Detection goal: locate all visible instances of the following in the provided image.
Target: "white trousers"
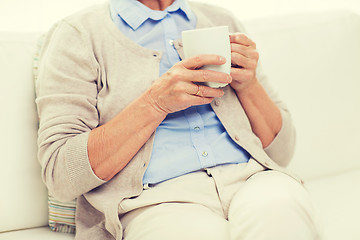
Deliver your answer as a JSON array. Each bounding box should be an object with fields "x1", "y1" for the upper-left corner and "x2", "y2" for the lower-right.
[{"x1": 119, "y1": 159, "x2": 321, "y2": 240}]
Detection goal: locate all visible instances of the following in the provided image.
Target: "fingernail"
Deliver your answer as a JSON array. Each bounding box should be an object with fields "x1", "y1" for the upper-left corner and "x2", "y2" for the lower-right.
[{"x1": 220, "y1": 56, "x2": 226, "y2": 63}]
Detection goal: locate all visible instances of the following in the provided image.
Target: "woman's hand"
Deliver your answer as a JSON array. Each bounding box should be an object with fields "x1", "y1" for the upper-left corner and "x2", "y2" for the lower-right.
[
  {"x1": 146, "y1": 54, "x2": 232, "y2": 114},
  {"x1": 229, "y1": 33, "x2": 260, "y2": 93}
]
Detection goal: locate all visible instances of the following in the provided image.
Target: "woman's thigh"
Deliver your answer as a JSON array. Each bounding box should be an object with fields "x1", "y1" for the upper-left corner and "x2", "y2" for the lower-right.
[{"x1": 121, "y1": 202, "x2": 229, "y2": 240}]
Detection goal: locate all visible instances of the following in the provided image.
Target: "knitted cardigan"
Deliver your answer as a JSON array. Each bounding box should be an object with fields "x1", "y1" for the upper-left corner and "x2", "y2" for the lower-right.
[{"x1": 36, "y1": 2, "x2": 297, "y2": 239}]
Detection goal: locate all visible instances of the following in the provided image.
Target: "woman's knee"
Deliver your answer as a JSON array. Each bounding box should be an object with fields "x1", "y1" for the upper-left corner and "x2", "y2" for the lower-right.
[
  {"x1": 227, "y1": 171, "x2": 320, "y2": 240},
  {"x1": 230, "y1": 170, "x2": 312, "y2": 210}
]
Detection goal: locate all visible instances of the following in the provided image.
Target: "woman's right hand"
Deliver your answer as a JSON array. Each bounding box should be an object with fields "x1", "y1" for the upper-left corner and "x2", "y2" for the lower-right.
[{"x1": 145, "y1": 54, "x2": 232, "y2": 114}]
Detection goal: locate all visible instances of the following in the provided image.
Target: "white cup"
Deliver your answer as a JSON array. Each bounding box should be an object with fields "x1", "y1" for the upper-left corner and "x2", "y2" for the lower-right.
[{"x1": 182, "y1": 26, "x2": 231, "y2": 88}]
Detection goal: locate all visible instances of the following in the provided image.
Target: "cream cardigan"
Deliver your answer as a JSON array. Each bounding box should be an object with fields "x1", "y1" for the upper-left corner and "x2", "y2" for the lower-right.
[{"x1": 36, "y1": 2, "x2": 297, "y2": 239}]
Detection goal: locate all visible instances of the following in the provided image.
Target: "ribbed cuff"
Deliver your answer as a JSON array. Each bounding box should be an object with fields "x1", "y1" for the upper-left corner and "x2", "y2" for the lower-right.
[
  {"x1": 65, "y1": 131, "x2": 107, "y2": 197},
  {"x1": 264, "y1": 109, "x2": 296, "y2": 167}
]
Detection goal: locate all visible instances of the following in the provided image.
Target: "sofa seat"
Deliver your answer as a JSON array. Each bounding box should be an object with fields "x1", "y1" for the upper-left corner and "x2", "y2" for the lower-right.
[
  {"x1": 0, "y1": 227, "x2": 74, "y2": 240},
  {"x1": 1, "y1": 170, "x2": 358, "y2": 240},
  {"x1": 305, "y1": 169, "x2": 360, "y2": 240}
]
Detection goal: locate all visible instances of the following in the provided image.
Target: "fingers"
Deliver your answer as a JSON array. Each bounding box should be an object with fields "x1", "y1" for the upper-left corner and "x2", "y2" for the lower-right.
[
  {"x1": 166, "y1": 65, "x2": 231, "y2": 85},
  {"x1": 170, "y1": 81, "x2": 224, "y2": 99},
  {"x1": 187, "y1": 84, "x2": 224, "y2": 106},
  {"x1": 195, "y1": 69, "x2": 232, "y2": 84},
  {"x1": 182, "y1": 54, "x2": 227, "y2": 70},
  {"x1": 190, "y1": 84, "x2": 224, "y2": 98},
  {"x1": 149, "y1": 56, "x2": 228, "y2": 114},
  {"x1": 228, "y1": 33, "x2": 259, "y2": 92},
  {"x1": 231, "y1": 44, "x2": 259, "y2": 60},
  {"x1": 189, "y1": 95, "x2": 215, "y2": 106},
  {"x1": 173, "y1": 55, "x2": 232, "y2": 84},
  {"x1": 230, "y1": 33, "x2": 256, "y2": 48},
  {"x1": 155, "y1": 81, "x2": 223, "y2": 113},
  {"x1": 230, "y1": 33, "x2": 259, "y2": 70},
  {"x1": 231, "y1": 51, "x2": 258, "y2": 70},
  {"x1": 230, "y1": 67, "x2": 255, "y2": 82}
]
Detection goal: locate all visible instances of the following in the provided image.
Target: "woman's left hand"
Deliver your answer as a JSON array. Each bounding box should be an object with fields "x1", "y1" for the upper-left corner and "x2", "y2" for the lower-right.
[{"x1": 229, "y1": 33, "x2": 260, "y2": 93}]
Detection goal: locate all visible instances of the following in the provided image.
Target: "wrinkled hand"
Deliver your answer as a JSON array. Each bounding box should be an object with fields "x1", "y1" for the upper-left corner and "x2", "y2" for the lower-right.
[
  {"x1": 229, "y1": 33, "x2": 260, "y2": 92},
  {"x1": 146, "y1": 54, "x2": 232, "y2": 114}
]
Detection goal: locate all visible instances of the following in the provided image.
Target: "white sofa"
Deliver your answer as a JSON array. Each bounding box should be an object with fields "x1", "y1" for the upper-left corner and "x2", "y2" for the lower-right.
[{"x1": 1, "y1": 9, "x2": 360, "y2": 240}]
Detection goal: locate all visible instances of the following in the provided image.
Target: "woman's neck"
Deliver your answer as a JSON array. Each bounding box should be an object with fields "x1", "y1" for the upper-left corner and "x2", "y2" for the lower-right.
[{"x1": 138, "y1": 0, "x2": 175, "y2": 10}]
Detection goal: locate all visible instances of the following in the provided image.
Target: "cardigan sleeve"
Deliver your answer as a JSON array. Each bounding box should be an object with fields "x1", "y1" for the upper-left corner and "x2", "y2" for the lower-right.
[
  {"x1": 230, "y1": 16, "x2": 297, "y2": 167},
  {"x1": 36, "y1": 20, "x2": 106, "y2": 202},
  {"x1": 256, "y1": 64, "x2": 296, "y2": 167}
]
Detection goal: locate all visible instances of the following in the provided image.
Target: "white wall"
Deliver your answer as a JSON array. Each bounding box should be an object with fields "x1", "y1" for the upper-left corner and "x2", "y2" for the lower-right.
[{"x1": 1, "y1": 0, "x2": 360, "y2": 32}]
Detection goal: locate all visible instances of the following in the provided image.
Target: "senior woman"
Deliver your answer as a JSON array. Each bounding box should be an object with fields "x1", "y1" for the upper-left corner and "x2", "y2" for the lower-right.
[{"x1": 36, "y1": 0, "x2": 320, "y2": 239}]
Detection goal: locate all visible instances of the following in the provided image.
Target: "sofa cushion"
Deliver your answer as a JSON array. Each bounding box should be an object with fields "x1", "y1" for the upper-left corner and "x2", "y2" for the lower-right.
[
  {"x1": 244, "y1": 10, "x2": 360, "y2": 180},
  {"x1": 2, "y1": 8, "x2": 359, "y2": 237},
  {"x1": 0, "y1": 32, "x2": 49, "y2": 232}
]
